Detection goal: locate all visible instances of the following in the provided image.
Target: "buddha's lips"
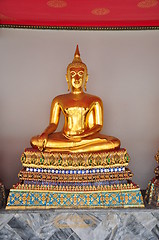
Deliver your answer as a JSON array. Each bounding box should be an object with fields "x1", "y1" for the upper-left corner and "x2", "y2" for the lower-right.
[{"x1": 75, "y1": 80, "x2": 80, "y2": 84}]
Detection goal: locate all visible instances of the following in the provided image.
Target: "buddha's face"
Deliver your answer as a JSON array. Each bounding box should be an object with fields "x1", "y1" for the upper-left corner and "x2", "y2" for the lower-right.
[{"x1": 70, "y1": 67, "x2": 84, "y2": 90}]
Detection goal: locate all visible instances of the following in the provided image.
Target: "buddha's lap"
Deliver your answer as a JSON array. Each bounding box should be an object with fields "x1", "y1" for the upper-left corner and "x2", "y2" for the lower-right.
[{"x1": 31, "y1": 132, "x2": 120, "y2": 148}]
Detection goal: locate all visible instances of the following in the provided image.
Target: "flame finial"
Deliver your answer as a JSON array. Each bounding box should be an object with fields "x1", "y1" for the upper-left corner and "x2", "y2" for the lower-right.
[
  {"x1": 74, "y1": 44, "x2": 80, "y2": 57},
  {"x1": 72, "y1": 44, "x2": 82, "y2": 63}
]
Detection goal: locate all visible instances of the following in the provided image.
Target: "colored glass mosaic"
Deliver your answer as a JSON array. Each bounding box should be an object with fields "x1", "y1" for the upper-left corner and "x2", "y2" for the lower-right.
[
  {"x1": 0, "y1": 181, "x2": 5, "y2": 208},
  {"x1": 145, "y1": 178, "x2": 159, "y2": 207},
  {"x1": 145, "y1": 150, "x2": 159, "y2": 207},
  {"x1": 19, "y1": 168, "x2": 132, "y2": 182},
  {"x1": 21, "y1": 148, "x2": 130, "y2": 168},
  {"x1": 25, "y1": 166, "x2": 126, "y2": 174},
  {"x1": 6, "y1": 188, "x2": 144, "y2": 209},
  {"x1": 24, "y1": 179, "x2": 128, "y2": 187},
  {"x1": 7, "y1": 147, "x2": 144, "y2": 209}
]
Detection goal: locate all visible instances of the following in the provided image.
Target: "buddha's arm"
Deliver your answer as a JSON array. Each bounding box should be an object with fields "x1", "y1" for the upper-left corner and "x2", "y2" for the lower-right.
[
  {"x1": 38, "y1": 99, "x2": 61, "y2": 146},
  {"x1": 45, "y1": 101, "x2": 61, "y2": 134},
  {"x1": 81, "y1": 101, "x2": 103, "y2": 138}
]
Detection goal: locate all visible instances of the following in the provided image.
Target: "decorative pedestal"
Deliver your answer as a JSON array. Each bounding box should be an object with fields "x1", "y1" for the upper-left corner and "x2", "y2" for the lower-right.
[
  {"x1": 6, "y1": 148, "x2": 144, "y2": 209},
  {"x1": 0, "y1": 181, "x2": 5, "y2": 209},
  {"x1": 145, "y1": 151, "x2": 159, "y2": 207}
]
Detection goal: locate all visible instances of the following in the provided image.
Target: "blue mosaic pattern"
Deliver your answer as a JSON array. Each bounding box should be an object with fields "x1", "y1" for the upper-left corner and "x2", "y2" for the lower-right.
[
  {"x1": 7, "y1": 191, "x2": 29, "y2": 207},
  {"x1": 7, "y1": 189, "x2": 144, "y2": 208},
  {"x1": 26, "y1": 166, "x2": 125, "y2": 174}
]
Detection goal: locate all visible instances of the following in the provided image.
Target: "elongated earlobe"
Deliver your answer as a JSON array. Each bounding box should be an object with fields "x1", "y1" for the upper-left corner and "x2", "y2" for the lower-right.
[
  {"x1": 84, "y1": 74, "x2": 88, "y2": 91},
  {"x1": 66, "y1": 74, "x2": 70, "y2": 91}
]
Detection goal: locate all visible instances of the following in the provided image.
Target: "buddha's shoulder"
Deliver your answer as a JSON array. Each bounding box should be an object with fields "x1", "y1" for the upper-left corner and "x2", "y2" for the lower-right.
[
  {"x1": 84, "y1": 93, "x2": 103, "y2": 104},
  {"x1": 52, "y1": 94, "x2": 69, "y2": 103}
]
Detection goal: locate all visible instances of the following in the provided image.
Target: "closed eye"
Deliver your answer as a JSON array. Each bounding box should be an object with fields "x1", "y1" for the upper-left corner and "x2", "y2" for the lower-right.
[
  {"x1": 78, "y1": 71, "x2": 84, "y2": 77},
  {"x1": 70, "y1": 71, "x2": 76, "y2": 77}
]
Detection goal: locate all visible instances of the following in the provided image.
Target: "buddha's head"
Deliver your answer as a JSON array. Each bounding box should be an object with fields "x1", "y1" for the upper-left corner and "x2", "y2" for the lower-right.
[{"x1": 66, "y1": 45, "x2": 88, "y2": 92}]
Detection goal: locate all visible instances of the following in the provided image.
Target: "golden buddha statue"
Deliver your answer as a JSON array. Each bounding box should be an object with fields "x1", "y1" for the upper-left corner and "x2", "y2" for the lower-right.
[
  {"x1": 31, "y1": 45, "x2": 120, "y2": 153},
  {"x1": 7, "y1": 45, "x2": 144, "y2": 210}
]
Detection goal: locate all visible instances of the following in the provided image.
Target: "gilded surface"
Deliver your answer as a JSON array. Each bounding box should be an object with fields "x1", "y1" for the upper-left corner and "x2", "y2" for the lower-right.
[
  {"x1": 145, "y1": 178, "x2": 159, "y2": 207},
  {"x1": 6, "y1": 46, "x2": 144, "y2": 209},
  {"x1": 19, "y1": 168, "x2": 132, "y2": 182},
  {"x1": 6, "y1": 188, "x2": 144, "y2": 209},
  {"x1": 30, "y1": 45, "x2": 120, "y2": 153},
  {"x1": 154, "y1": 166, "x2": 159, "y2": 176},
  {"x1": 21, "y1": 148, "x2": 130, "y2": 168},
  {"x1": 13, "y1": 182, "x2": 138, "y2": 192},
  {"x1": 145, "y1": 150, "x2": 159, "y2": 207},
  {"x1": 0, "y1": 182, "x2": 5, "y2": 208},
  {"x1": 155, "y1": 151, "x2": 159, "y2": 163}
]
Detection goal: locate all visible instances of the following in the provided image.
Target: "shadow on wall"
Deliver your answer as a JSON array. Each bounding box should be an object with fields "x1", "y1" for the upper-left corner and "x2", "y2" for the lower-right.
[
  {"x1": 0, "y1": 137, "x2": 29, "y2": 189},
  {"x1": 0, "y1": 115, "x2": 65, "y2": 189}
]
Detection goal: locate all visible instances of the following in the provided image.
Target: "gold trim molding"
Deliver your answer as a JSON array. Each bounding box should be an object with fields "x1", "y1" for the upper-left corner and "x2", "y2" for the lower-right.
[{"x1": 0, "y1": 24, "x2": 159, "y2": 31}]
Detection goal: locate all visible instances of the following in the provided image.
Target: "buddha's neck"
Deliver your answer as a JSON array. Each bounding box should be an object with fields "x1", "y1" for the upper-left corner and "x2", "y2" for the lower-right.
[{"x1": 71, "y1": 88, "x2": 83, "y2": 95}]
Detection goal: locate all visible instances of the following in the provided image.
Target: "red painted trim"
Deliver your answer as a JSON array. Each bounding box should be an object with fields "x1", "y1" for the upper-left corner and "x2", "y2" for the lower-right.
[{"x1": 1, "y1": 20, "x2": 159, "y2": 27}]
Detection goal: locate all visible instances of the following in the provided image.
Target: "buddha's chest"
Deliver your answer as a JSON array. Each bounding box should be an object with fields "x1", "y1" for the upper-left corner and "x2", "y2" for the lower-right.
[
  {"x1": 64, "y1": 107, "x2": 89, "y2": 132},
  {"x1": 64, "y1": 106, "x2": 88, "y2": 116}
]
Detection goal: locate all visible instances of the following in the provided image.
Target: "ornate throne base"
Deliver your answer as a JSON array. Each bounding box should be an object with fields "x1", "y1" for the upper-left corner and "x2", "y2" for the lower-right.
[
  {"x1": 0, "y1": 181, "x2": 5, "y2": 209},
  {"x1": 145, "y1": 167, "x2": 159, "y2": 207},
  {"x1": 145, "y1": 151, "x2": 159, "y2": 207},
  {"x1": 6, "y1": 148, "x2": 144, "y2": 209}
]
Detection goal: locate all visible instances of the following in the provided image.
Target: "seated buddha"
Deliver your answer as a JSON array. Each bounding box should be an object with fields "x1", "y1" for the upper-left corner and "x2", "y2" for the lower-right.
[{"x1": 31, "y1": 45, "x2": 120, "y2": 153}]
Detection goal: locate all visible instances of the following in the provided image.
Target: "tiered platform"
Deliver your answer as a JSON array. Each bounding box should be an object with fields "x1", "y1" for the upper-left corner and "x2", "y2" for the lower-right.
[
  {"x1": 145, "y1": 151, "x2": 159, "y2": 207},
  {"x1": 7, "y1": 148, "x2": 144, "y2": 209}
]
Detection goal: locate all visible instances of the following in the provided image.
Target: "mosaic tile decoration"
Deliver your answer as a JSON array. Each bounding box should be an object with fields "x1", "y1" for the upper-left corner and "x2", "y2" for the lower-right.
[
  {"x1": 23, "y1": 179, "x2": 128, "y2": 187},
  {"x1": 146, "y1": 151, "x2": 159, "y2": 207},
  {"x1": 0, "y1": 182, "x2": 5, "y2": 209},
  {"x1": 145, "y1": 178, "x2": 159, "y2": 207},
  {"x1": 18, "y1": 167, "x2": 133, "y2": 182},
  {"x1": 11, "y1": 181, "x2": 137, "y2": 192},
  {"x1": 6, "y1": 188, "x2": 144, "y2": 209},
  {"x1": 7, "y1": 147, "x2": 144, "y2": 209},
  {"x1": 21, "y1": 148, "x2": 130, "y2": 168},
  {"x1": 25, "y1": 166, "x2": 126, "y2": 174}
]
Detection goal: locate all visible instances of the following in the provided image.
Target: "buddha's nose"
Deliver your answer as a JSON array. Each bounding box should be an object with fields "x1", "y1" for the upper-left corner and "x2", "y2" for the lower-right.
[{"x1": 75, "y1": 74, "x2": 80, "y2": 80}]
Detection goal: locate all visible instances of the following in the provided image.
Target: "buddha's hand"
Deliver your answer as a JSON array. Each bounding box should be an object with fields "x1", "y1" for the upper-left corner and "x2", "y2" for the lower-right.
[{"x1": 38, "y1": 133, "x2": 48, "y2": 151}]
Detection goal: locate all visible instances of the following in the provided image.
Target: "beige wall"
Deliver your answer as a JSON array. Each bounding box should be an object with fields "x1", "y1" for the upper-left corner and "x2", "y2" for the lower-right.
[{"x1": 0, "y1": 28, "x2": 159, "y2": 189}]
